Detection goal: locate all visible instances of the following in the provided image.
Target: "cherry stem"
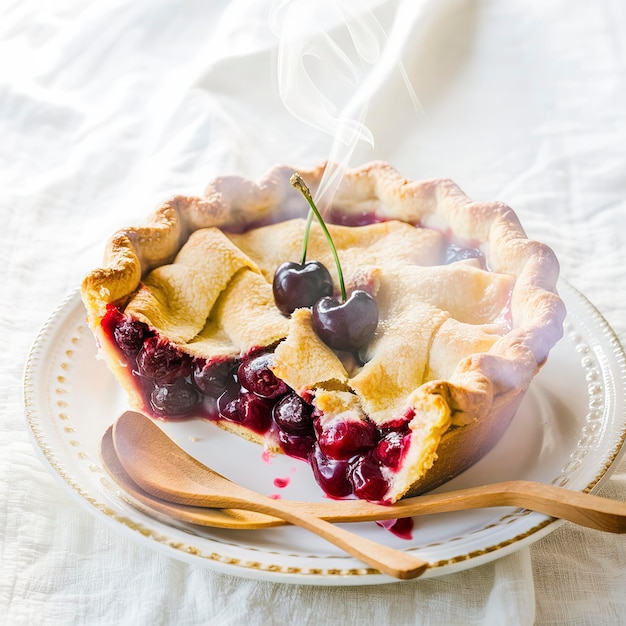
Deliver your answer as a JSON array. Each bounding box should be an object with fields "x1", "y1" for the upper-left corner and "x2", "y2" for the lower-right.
[
  {"x1": 299, "y1": 210, "x2": 314, "y2": 265},
  {"x1": 291, "y1": 173, "x2": 347, "y2": 302}
]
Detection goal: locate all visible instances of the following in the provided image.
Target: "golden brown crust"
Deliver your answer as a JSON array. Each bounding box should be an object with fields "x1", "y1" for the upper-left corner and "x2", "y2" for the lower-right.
[{"x1": 81, "y1": 161, "x2": 566, "y2": 500}]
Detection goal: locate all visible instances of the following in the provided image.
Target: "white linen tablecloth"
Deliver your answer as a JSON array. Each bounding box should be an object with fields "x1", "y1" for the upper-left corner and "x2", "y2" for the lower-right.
[{"x1": 2, "y1": 0, "x2": 626, "y2": 624}]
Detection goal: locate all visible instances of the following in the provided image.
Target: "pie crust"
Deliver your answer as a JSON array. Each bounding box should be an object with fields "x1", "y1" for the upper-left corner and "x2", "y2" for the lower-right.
[{"x1": 82, "y1": 161, "x2": 566, "y2": 502}]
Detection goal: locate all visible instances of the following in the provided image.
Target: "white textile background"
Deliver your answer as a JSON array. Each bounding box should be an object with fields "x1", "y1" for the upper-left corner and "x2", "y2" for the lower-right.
[{"x1": 2, "y1": 0, "x2": 626, "y2": 624}]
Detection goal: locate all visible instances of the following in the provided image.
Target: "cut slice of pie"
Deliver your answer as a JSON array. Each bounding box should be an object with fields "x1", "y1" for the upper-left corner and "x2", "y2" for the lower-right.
[{"x1": 82, "y1": 161, "x2": 565, "y2": 503}]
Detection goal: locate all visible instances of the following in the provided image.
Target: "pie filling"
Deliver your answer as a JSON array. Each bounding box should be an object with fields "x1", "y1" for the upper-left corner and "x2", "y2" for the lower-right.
[
  {"x1": 96, "y1": 210, "x2": 508, "y2": 502},
  {"x1": 101, "y1": 308, "x2": 416, "y2": 501}
]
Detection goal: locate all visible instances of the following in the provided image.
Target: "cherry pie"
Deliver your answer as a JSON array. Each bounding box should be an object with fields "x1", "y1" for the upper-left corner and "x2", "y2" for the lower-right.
[{"x1": 82, "y1": 161, "x2": 565, "y2": 503}]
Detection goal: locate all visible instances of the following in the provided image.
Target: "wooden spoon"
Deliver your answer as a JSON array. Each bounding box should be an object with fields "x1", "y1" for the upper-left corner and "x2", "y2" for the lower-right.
[
  {"x1": 112, "y1": 411, "x2": 626, "y2": 534},
  {"x1": 101, "y1": 426, "x2": 285, "y2": 529},
  {"x1": 112, "y1": 411, "x2": 429, "y2": 580}
]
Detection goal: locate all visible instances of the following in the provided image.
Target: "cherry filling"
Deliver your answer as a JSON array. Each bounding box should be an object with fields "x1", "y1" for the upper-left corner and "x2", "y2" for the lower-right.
[
  {"x1": 445, "y1": 242, "x2": 485, "y2": 267},
  {"x1": 101, "y1": 305, "x2": 414, "y2": 502}
]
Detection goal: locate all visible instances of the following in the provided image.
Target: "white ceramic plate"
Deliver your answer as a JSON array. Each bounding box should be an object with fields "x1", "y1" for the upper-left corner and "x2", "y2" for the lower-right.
[{"x1": 24, "y1": 280, "x2": 626, "y2": 585}]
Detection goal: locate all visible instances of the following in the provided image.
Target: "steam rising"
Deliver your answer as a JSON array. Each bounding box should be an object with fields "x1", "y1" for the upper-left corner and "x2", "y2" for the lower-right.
[{"x1": 270, "y1": 0, "x2": 422, "y2": 211}]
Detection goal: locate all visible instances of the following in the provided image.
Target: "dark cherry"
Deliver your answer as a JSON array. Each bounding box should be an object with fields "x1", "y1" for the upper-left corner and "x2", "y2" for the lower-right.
[
  {"x1": 113, "y1": 318, "x2": 149, "y2": 355},
  {"x1": 150, "y1": 379, "x2": 200, "y2": 416},
  {"x1": 272, "y1": 393, "x2": 314, "y2": 435},
  {"x1": 238, "y1": 352, "x2": 288, "y2": 399},
  {"x1": 218, "y1": 391, "x2": 273, "y2": 434},
  {"x1": 272, "y1": 260, "x2": 333, "y2": 316},
  {"x1": 372, "y1": 430, "x2": 410, "y2": 471},
  {"x1": 312, "y1": 290, "x2": 378, "y2": 351},
  {"x1": 136, "y1": 337, "x2": 192, "y2": 382},
  {"x1": 446, "y1": 243, "x2": 483, "y2": 265},
  {"x1": 315, "y1": 417, "x2": 378, "y2": 460},
  {"x1": 193, "y1": 359, "x2": 234, "y2": 397},
  {"x1": 309, "y1": 444, "x2": 353, "y2": 498},
  {"x1": 277, "y1": 430, "x2": 316, "y2": 460},
  {"x1": 349, "y1": 454, "x2": 389, "y2": 502},
  {"x1": 216, "y1": 384, "x2": 239, "y2": 417}
]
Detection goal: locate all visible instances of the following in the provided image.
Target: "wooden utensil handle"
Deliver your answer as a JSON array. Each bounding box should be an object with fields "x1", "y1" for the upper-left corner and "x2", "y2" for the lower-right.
[
  {"x1": 369, "y1": 481, "x2": 626, "y2": 533},
  {"x1": 247, "y1": 494, "x2": 428, "y2": 580}
]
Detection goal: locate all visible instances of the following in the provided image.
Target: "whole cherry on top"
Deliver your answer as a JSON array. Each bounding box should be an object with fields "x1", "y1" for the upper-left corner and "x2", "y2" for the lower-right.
[{"x1": 272, "y1": 173, "x2": 379, "y2": 352}]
